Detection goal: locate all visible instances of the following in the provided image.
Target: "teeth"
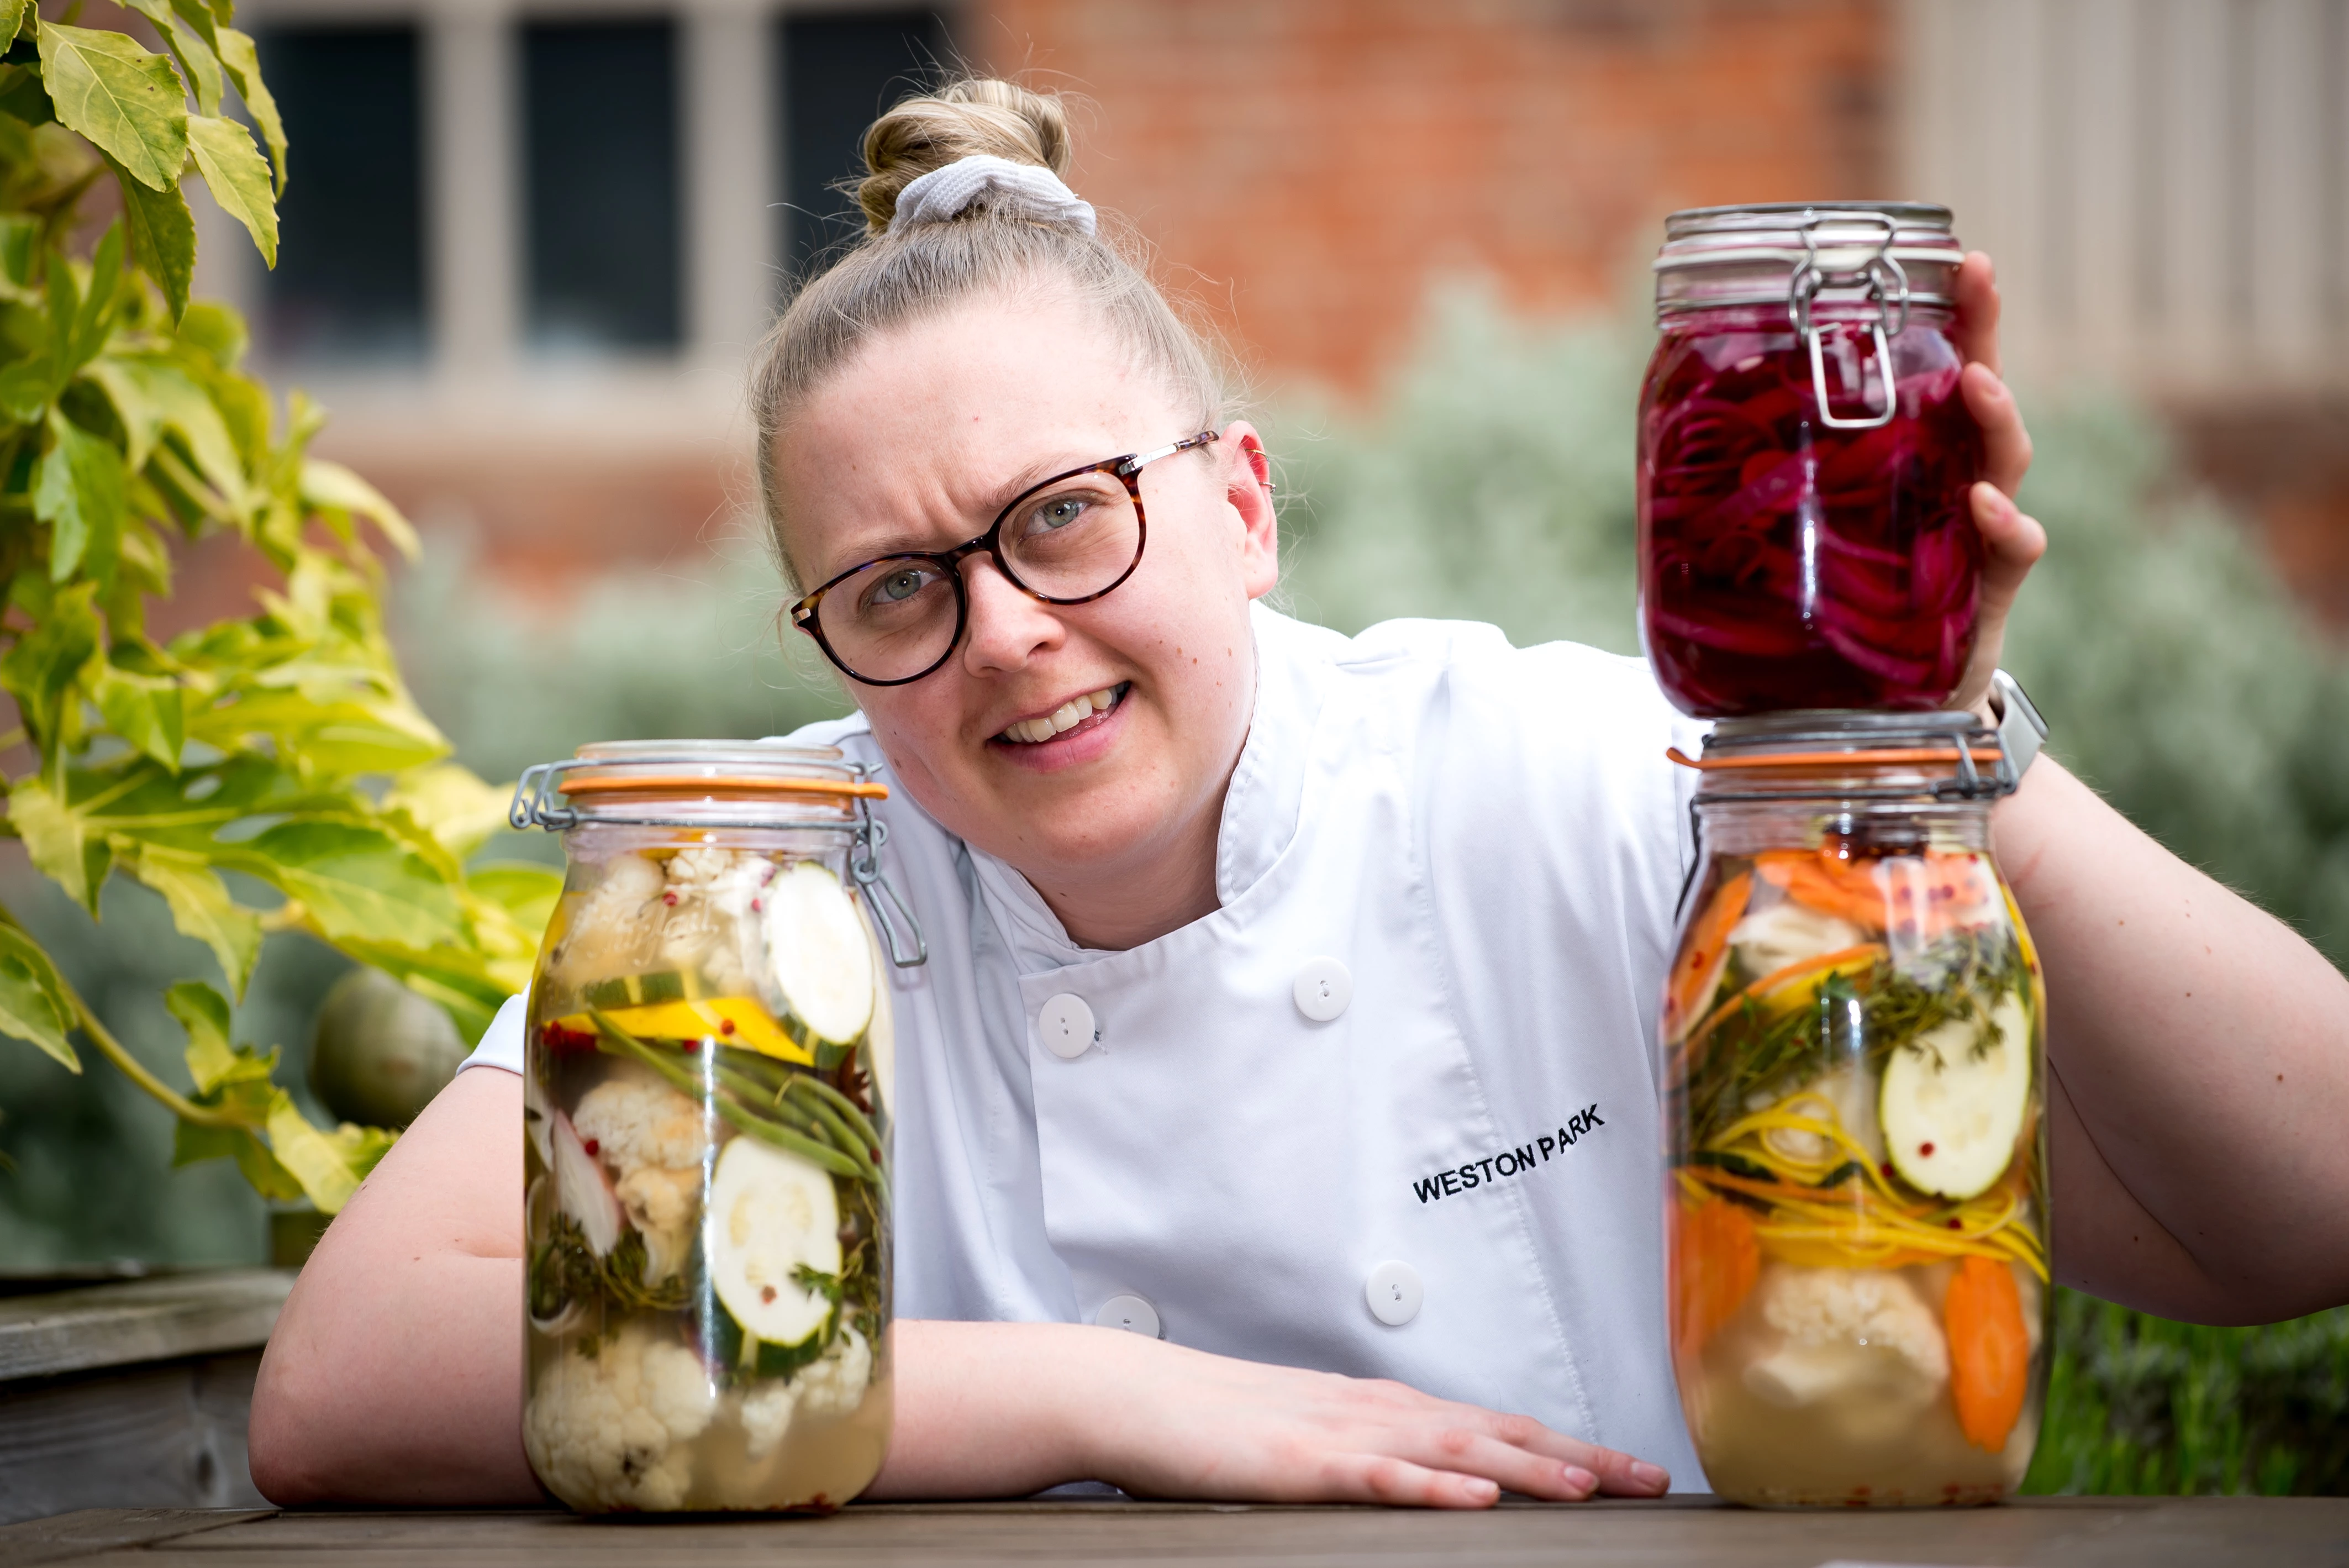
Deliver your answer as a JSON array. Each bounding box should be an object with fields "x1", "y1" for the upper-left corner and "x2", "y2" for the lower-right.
[{"x1": 1002, "y1": 686, "x2": 1122, "y2": 744}]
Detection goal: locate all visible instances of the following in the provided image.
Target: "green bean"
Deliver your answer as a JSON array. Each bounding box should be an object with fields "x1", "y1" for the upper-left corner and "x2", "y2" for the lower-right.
[
  {"x1": 790, "y1": 1090, "x2": 879, "y2": 1182},
  {"x1": 786, "y1": 1074, "x2": 884, "y2": 1157},
  {"x1": 588, "y1": 1009, "x2": 864, "y2": 1180}
]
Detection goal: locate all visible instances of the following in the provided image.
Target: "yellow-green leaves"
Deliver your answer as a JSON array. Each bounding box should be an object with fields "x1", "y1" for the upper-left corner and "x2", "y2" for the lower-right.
[
  {"x1": 34, "y1": 411, "x2": 125, "y2": 581},
  {"x1": 111, "y1": 151, "x2": 195, "y2": 323},
  {"x1": 166, "y1": 979, "x2": 397, "y2": 1214},
  {"x1": 186, "y1": 114, "x2": 272, "y2": 266},
  {"x1": 38, "y1": 22, "x2": 186, "y2": 191},
  {"x1": 214, "y1": 29, "x2": 282, "y2": 193},
  {"x1": 125, "y1": 844, "x2": 258, "y2": 996},
  {"x1": 0, "y1": 925, "x2": 77, "y2": 1072}
]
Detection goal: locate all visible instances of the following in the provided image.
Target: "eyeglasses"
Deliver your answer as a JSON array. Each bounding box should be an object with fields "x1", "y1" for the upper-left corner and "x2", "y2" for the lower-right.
[{"x1": 789, "y1": 430, "x2": 1219, "y2": 686}]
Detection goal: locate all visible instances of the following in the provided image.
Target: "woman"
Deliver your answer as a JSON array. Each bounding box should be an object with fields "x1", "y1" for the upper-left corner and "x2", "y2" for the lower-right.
[{"x1": 250, "y1": 81, "x2": 2349, "y2": 1508}]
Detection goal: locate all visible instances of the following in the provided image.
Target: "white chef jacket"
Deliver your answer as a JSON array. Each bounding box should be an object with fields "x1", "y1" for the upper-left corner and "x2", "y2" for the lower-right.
[{"x1": 465, "y1": 603, "x2": 1708, "y2": 1481}]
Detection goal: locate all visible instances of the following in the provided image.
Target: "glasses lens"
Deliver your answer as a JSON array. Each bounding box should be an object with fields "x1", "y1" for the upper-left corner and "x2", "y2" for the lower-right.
[
  {"x1": 817, "y1": 556, "x2": 961, "y2": 682},
  {"x1": 998, "y1": 472, "x2": 1141, "y2": 601}
]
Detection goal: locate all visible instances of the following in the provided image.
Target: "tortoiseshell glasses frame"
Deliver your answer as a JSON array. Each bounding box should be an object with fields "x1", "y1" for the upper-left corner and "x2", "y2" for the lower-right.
[{"x1": 789, "y1": 430, "x2": 1219, "y2": 687}]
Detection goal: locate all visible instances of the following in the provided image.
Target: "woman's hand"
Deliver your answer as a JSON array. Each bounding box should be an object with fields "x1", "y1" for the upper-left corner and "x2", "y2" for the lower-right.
[
  {"x1": 873, "y1": 1319, "x2": 1670, "y2": 1507},
  {"x1": 1948, "y1": 251, "x2": 2049, "y2": 717}
]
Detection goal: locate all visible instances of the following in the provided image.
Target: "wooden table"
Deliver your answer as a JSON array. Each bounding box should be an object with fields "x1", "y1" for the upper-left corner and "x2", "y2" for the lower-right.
[{"x1": 6, "y1": 1496, "x2": 2346, "y2": 1568}]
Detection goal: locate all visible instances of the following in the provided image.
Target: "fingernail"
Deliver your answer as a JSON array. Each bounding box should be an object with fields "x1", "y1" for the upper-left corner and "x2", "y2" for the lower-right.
[
  {"x1": 1631, "y1": 1461, "x2": 1670, "y2": 1491},
  {"x1": 1563, "y1": 1464, "x2": 1598, "y2": 1493}
]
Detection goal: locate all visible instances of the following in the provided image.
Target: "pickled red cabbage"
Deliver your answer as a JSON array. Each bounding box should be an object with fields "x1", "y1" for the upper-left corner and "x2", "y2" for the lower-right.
[{"x1": 1638, "y1": 307, "x2": 1985, "y2": 715}]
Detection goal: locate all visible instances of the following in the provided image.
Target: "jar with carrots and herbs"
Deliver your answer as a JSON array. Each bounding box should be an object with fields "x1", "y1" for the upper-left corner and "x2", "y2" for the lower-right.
[{"x1": 1660, "y1": 712, "x2": 2046, "y2": 1507}]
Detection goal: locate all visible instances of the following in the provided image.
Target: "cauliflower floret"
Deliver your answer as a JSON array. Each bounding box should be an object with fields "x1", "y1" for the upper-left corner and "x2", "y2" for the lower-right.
[
  {"x1": 734, "y1": 1327, "x2": 872, "y2": 1459},
  {"x1": 656, "y1": 849, "x2": 770, "y2": 993},
  {"x1": 525, "y1": 1323, "x2": 718, "y2": 1511},
  {"x1": 795, "y1": 1325, "x2": 873, "y2": 1418},
  {"x1": 614, "y1": 1165, "x2": 701, "y2": 1283},
  {"x1": 575, "y1": 1071, "x2": 712, "y2": 1176},
  {"x1": 1743, "y1": 1265, "x2": 1948, "y2": 1444},
  {"x1": 739, "y1": 1382, "x2": 796, "y2": 1459},
  {"x1": 550, "y1": 854, "x2": 666, "y2": 979}
]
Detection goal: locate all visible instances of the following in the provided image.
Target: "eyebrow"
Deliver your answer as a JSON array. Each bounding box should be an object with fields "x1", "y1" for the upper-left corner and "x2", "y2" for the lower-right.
[{"x1": 810, "y1": 450, "x2": 1116, "y2": 583}]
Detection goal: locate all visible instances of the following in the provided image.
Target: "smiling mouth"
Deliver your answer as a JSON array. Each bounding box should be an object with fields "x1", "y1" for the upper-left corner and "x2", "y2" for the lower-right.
[{"x1": 996, "y1": 683, "x2": 1130, "y2": 745}]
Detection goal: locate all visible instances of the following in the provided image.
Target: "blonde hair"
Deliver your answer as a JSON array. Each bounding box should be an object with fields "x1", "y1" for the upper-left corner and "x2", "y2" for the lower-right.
[{"x1": 749, "y1": 78, "x2": 1234, "y2": 586}]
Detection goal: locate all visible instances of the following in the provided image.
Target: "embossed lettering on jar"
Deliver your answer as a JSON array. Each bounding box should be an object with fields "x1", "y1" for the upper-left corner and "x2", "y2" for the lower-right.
[{"x1": 1639, "y1": 204, "x2": 1985, "y2": 717}]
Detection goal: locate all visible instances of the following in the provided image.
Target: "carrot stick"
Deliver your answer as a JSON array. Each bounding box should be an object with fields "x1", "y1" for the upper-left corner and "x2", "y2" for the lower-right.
[{"x1": 1945, "y1": 1255, "x2": 2030, "y2": 1451}]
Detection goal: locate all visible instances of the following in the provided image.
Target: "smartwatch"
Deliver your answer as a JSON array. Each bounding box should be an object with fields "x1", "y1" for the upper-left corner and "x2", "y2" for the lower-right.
[{"x1": 1987, "y1": 670, "x2": 2047, "y2": 788}]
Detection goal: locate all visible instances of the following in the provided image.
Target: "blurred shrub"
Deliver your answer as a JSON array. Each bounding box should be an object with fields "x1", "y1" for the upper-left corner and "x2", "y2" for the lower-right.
[
  {"x1": 392, "y1": 532, "x2": 849, "y2": 796},
  {"x1": 1278, "y1": 281, "x2": 2349, "y2": 1495}
]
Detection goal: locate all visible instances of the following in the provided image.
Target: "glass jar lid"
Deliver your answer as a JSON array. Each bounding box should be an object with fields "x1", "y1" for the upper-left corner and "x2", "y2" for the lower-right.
[
  {"x1": 1672, "y1": 710, "x2": 2019, "y2": 804},
  {"x1": 1653, "y1": 201, "x2": 1965, "y2": 322},
  {"x1": 508, "y1": 740, "x2": 887, "y2": 831}
]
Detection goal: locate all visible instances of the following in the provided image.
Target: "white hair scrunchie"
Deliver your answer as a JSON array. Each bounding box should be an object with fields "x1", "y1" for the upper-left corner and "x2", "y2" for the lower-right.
[{"x1": 888, "y1": 153, "x2": 1098, "y2": 238}]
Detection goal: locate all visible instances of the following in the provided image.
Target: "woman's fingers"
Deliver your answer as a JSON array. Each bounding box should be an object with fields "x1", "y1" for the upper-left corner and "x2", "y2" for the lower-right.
[
  {"x1": 1477, "y1": 1410, "x2": 1668, "y2": 1496},
  {"x1": 1953, "y1": 251, "x2": 2003, "y2": 376},
  {"x1": 1963, "y1": 362, "x2": 2035, "y2": 497},
  {"x1": 1951, "y1": 482, "x2": 2051, "y2": 712}
]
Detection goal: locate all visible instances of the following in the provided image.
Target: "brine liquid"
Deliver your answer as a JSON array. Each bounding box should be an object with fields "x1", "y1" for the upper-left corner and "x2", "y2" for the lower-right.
[
  {"x1": 1637, "y1": 307, "x2": 1985, "y2": 717},
  {"x1": 1662, "y1": 839, "x2": 2048, "y2": 1506},
  {"x1": 523, "y1": 838, "x2": 892, "y2": 1513}
]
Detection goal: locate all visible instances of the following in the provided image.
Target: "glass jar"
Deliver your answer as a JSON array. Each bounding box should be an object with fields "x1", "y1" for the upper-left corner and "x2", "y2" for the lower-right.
[
  {"x1": 1639, "y1": 204, "x2": 1984, "y2": 718},
  {"x1": 1659, "y1": 714, "x2": 2047, "y2": 1507},
  {"x1": 508, "y1": 741, "x2": 924, "y2": 1514}
]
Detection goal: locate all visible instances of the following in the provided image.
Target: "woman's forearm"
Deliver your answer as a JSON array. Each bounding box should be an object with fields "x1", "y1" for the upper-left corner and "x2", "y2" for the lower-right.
[
  {"x1": 249, "y1": 1068, "x2": 544, "y2": 1505},
  {"x1": 1996, "y1": 757, "x2": 2349, "y2": 1321}
]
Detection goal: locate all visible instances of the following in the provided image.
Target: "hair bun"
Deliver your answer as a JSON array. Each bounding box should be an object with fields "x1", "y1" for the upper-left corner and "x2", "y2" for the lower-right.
[{"x1": 857, "y1": 79, "x2": 1075, "y2": 236}]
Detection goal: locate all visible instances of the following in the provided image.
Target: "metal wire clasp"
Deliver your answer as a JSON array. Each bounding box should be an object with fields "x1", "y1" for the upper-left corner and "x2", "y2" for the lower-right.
[
  {"x1": 1788, "y1": 210, "x2": 1910, "y2": 432},
  {"x1": 849, "y1": 762, "x2": 928, "y2": 969}
]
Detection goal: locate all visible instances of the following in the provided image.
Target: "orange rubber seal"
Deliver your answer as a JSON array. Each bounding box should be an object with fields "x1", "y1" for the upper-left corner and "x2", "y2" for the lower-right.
[
  {"x1": 559, "y1": 772, "x2": 889, "y2": 801},
  {"x1": 1667, "y1": 746, "x2": 2003, "y2": 771}
]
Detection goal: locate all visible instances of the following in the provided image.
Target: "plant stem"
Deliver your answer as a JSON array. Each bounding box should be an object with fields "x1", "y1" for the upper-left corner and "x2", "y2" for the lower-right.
[{"x1": 73, "y1": 992, "x2": 243, "y2": 1129}]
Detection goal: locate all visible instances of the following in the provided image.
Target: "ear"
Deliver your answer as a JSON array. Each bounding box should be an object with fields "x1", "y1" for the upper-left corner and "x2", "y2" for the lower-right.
[{"x1": 1218, "y1": 420, "x2": 1280, "y2": 600}]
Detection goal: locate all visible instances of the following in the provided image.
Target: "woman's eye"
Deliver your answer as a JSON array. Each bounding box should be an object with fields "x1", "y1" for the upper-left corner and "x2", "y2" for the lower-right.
[
  {"x1": 1027, "y1": 496, "x2": 1087, "y2": 533},
  {"x1": 863, "y1": 567, "x2": 935, "y2": 609}
]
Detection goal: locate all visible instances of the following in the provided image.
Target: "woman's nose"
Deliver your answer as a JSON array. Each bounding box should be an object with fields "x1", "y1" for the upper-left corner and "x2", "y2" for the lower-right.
[{"x1": 958, "y1": 555, "x2": 1063, "y2": 674}]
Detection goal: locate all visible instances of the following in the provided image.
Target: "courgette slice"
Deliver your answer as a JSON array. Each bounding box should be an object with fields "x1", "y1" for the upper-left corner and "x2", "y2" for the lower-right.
[
  {"x1": 764, "y1": 862, "x2": 875, "y2": 1046},
  {"x1": 706, "y1": 1134, "x2": 841, "y2": 1348},
  {"x1": 1879, "y1": 996, "x2": 2032, "y2": 1199}
]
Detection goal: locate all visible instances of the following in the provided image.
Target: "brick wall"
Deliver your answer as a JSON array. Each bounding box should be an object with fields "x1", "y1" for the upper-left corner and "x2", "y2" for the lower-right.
[{"x1": 973, "y1": 0, "x2": 1890, "y2": 392}]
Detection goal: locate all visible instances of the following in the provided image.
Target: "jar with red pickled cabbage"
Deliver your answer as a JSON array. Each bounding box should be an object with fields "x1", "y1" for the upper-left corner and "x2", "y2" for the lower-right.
[{"x1": 1639, "y1": 204, "x2": 1984, "y2": 717}]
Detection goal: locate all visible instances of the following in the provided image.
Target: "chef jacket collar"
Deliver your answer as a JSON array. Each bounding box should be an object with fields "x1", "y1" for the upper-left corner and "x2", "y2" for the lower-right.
[{"x1": 968, "y1": 602, "x2": 1327, "y2": 974}]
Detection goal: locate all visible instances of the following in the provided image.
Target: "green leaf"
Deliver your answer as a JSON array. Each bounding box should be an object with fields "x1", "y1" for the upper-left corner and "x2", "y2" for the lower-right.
[
  {"x1": 382, "y1": 763, "x2": 512, "y2": 862},
  {"x1": 85, "y1": 353, "x2": 243, "y2": 501},
  {"x1": 232, "y1": 815, "x2": 465, "y2": 951},
  {"x1": 91, "y1": 659, "x2": 183, "y2": 768},
  {"x1": 108, "y1": 149, "x2": 193, "y2": 323},
  {"x1": 0, "y1": 578, "x2": 98, "y2": 748},
  {"x1": 38, "y1": 22, "x2": 188, "y2": 192},
  {"x1": 173, "y1": 299, "x2": 244, "y2": 368},
  {"x1": 185, "y1": 113, "x2": 271, "y2": 266},
  {"x1": 130, "y1": 846, "x2": 259, "y2": 997},
  {"x1": 8, "y1": 776, "x2": 109, "y2": 916},
  {"x1": 162, "y1": 976, "x2": 234, "y2": 1090},
  {"x1": 299, "y1": 457, "x2": 415, "y2": 559},
  {"x1": 34, "y1": 408, "x2": 125, "y2": 581},
  {"x1": 67, "y1": 221, "x2": 123, "y2": 372},
  {"x1": 212, "y1": 28, "x2": 280, "y2": 194},
  {"x1": 173, "y1": 1120, "x2": 303, "y2": 1199},
  {"x1": 266, "y1": 1095, "x2": 393, "y2": 1214},
  {"x1": 0, "y1": 57, "x2": 53, "y2": 125},
  {"x1": 0, "y1": 4, "x2": 29, "y2": 50},
  {"x1": 163, "y1": 17, "x2": 221, "y2": 118},
  {"x1": 0, "y1": 925, "x2": 78, "y2": 1072}
]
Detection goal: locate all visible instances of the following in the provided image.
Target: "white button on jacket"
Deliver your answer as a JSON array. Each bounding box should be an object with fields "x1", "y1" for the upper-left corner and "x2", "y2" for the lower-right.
[{"x1": 461, "y1": 605, "x2": 1709, "y2": 1487}]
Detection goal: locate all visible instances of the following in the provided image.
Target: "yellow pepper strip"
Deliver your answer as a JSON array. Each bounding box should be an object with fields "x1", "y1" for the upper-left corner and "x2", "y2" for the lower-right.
[{"x1": 555, "y1": 997, "x2": 811, "y2": 1065}]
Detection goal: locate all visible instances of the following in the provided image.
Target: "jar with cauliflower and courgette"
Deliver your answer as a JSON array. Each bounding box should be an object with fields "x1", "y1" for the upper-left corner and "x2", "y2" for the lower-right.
[
  {"x1": 1661, "y1": 713, "x2": 2046, "y2": 1506},
  {"x1": 509, "y1": 743, "x2": 924, "y2": 1513}
]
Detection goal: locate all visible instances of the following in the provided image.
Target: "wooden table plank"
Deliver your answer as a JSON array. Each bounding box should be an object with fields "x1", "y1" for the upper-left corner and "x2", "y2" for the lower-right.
[
  {"x1": 0, "y1": 1274, "x2": 291, "y2": 1383},
  {"x1": 0, "y1": 1509, "x2": 271, "y2": 1568},
  {"x1": 25, "y1": 1496, "x2": 2348, "y2": 1568}
]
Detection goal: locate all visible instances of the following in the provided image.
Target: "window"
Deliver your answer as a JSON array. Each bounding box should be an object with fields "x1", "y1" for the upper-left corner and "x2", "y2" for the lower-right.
[
  {"x1": 523, "y1": 20, "x2": 681, "y2": 354},
  {"x1": 779, "y1": 10, "x2": 950, "y2": 276},
  {"x1": 256, "y1": 28, "x2": 424, "y2": 363}
]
